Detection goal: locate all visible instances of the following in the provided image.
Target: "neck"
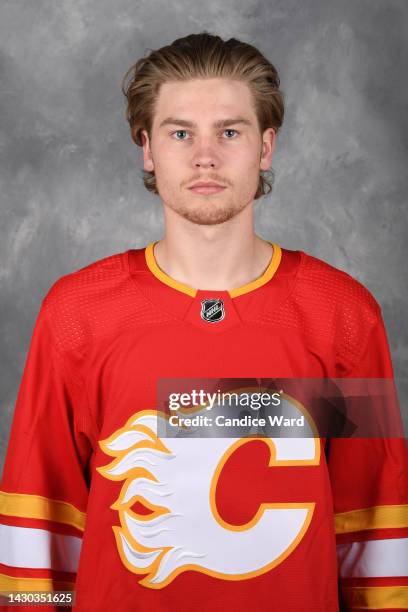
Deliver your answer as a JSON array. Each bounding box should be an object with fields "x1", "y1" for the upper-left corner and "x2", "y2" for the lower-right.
[{"x1": 153, "y1": 207, "x2": 273, "y2": 292}]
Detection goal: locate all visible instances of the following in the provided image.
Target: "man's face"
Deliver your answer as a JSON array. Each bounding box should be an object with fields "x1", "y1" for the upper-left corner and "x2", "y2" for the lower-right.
[{"x1": 141, "y1": 78, "x2": 275, "y2": 226}]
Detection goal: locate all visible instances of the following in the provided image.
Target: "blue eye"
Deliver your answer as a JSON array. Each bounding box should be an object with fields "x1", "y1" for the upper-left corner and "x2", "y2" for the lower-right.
[
  {"x1": 224, "y1": 129, "x2": 238, "y2": 138},
  {"x1": 171, "y1": 129, "x2": 239, "y2": 140},
  {"x1": 173, "y1": 130, "x2": 189, "y2": 140}
]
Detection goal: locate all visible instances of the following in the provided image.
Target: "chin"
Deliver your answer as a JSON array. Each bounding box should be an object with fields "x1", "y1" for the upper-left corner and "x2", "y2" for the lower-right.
[{"x1": 177, "y1": 205, "x2": 241, "y2": 226}]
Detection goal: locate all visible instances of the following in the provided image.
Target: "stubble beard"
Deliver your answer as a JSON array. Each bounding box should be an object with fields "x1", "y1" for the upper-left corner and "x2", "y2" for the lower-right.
[{"x1": 165, "y1": 193, "x2": 251, "y2": 226}]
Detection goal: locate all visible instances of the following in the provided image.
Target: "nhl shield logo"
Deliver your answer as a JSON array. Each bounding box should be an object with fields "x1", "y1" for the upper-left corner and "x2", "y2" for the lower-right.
[{"x1": 200, "y1": 298, "x2": 225, "y2": 323}]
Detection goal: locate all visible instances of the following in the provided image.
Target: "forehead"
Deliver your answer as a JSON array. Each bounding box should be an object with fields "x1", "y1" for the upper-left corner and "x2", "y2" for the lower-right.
[{"x1": 153, "y1": 78, "x2": 257, "y2": 125}]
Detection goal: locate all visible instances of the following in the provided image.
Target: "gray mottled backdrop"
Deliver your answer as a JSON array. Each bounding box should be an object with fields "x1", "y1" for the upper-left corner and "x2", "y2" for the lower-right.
[{"x1": 1, "y1": 0, "x2": 407, "y2": 473}]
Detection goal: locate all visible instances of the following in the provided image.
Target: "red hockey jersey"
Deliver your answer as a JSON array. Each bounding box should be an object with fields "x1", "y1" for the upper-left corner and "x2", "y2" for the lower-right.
[{"x1": 1, "y1": 242, "x2": 407, "y2": 611}]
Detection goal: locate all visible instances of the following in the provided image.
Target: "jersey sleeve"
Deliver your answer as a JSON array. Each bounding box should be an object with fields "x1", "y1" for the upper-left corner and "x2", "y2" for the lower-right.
[
  {"x1": 0, "y1": 301, "x2": 94, "y2": 611},
  {"x1": 328, "y1": 309, "x2": 408, "y2": 611}
]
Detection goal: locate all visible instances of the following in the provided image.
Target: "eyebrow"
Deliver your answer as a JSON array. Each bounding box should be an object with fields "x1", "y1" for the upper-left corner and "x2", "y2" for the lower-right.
[{"x1": 158, "y1": 117, "x2": 253, "y2": 129}]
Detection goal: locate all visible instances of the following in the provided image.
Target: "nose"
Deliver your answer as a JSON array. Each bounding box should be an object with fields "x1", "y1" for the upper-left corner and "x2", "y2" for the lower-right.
[{"x1": 192, "y1": 138, "x2": 219, "y2": 168}]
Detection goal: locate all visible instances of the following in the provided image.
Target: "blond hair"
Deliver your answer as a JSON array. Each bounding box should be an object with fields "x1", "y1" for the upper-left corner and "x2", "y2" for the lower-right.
[{"x1": 122, "y1": 32, "x2": 284, "y2": 199}]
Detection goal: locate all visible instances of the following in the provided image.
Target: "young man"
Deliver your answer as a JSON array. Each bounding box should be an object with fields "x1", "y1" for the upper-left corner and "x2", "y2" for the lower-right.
[{"x1": 1, "y1": 33, "x2": 407, "y2": 611}]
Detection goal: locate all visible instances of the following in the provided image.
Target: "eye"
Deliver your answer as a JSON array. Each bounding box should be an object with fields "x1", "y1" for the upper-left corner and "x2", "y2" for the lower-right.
[
  {"x1": 170, "y1": 128, "x2": 240, "y2": 141},
  {"x1": 172, "y1": 130, "x2": 190, "y2": 140},
  {"x1": 223, "y1": 129, "x2": 239, "y2": 138}
]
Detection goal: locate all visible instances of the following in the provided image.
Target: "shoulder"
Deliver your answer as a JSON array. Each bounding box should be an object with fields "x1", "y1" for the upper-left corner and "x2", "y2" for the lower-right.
[
  {"x1": 40, "y1": 250, "x2": 135, "y2": 353},
  {"x1": 43, "y1": 250, "x2": 128, "y2": 307},
  {"x1": 297, "y1": 251, "x2": 382, "y2": 366},
  {"x1": 296, "y1": 250, "x2": 381, "y2": 322},
  {"x1": 265, "y1": 248, "x2": 383, "y2": 368}
]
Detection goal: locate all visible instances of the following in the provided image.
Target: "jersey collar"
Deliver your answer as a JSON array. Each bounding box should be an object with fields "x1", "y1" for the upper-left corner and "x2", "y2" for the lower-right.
[{"x1": 144, "y1": 241, "x2": 282, "y2": 299}]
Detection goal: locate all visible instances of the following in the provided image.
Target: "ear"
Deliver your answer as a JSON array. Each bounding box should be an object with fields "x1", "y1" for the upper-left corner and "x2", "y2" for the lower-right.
[
  {"x1": 141, "y1": 129, "x2": 154, "y2": 172},
  {"x1": 260, "y1": 128, "x2": 276, "y2": 171}
]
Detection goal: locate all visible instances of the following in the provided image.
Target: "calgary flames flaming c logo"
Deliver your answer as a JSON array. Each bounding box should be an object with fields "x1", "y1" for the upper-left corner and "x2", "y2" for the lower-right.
[{"x1": 97, "y1": 408, "x2": 319, "y2": 589}]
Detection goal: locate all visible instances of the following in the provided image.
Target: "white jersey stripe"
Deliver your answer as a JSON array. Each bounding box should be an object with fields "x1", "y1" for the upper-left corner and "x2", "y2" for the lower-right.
[
  {"x1": 337, "y1": 537, "x2": 408, "y2": 578},
  {"x1": 0, "y1": 524, "x2": 82, "y2": 573}
]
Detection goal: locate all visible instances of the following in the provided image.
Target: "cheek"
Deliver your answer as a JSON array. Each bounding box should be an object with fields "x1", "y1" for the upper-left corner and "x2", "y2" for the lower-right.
[
  {"x1": 233, "y1": 157, "x2": 260, "y2": 185},
  {"x1": 160, "y1": 150, "x2": 185, "y2": 173},
  {"x1": 233, "y1": 145, "x2": 261, "y2": 169}
]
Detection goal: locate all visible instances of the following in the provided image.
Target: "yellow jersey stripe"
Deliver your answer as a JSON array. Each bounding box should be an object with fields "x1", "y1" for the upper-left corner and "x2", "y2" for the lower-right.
[
  {"x1": 0, "y1": 573, "x2": 75, "y2": 592},
  {"x1": 0, "y1": 491, "x2": 86, "y2": 532},
  {"x1": 342, "y1": 585, "x2": 408, "y2": 609},
  {"x1": 335, "y1": 504, "x2": 408, "y2": 534}
]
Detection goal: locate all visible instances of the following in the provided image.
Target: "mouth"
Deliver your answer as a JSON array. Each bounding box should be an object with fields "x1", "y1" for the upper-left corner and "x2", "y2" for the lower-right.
[{"x1": 188, "y1": 186, "x2": 227, "y2": 195}]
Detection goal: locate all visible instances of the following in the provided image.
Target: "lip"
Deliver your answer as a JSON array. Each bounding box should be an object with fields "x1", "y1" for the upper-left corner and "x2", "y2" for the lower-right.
[
  {"x1": 189, "y1": 186, "x2": 226, "y2": 195},
  {"x1": 188, "y1": 182, "x2": 226, "y2": 195}
]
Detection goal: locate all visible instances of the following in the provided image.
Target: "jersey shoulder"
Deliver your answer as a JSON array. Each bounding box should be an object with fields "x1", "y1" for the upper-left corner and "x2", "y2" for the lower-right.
[
  {"x1": 264, "y1": 249, "x2": 382, "y2": 369},
  {"x1": 297, "y1": 250, "x2": 381, "y2": 318},
  {"x1": 40, "y1": 249, "x2": 169, "y2": 354},
  {"x1": 43, "y1": 250, "x2": 128, "y2": 309}
]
